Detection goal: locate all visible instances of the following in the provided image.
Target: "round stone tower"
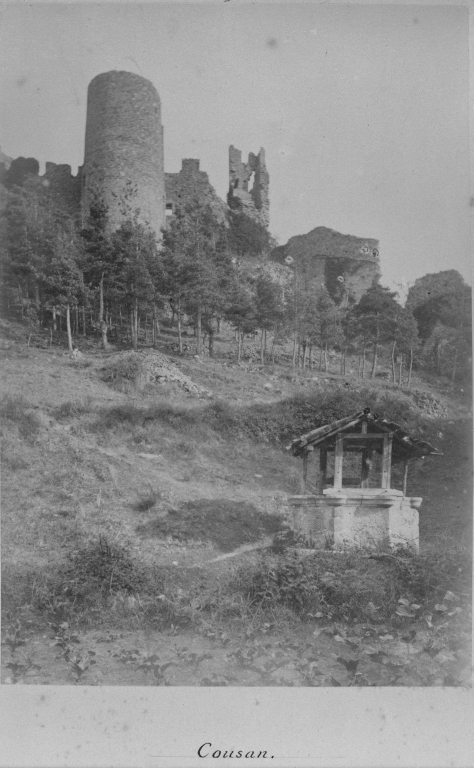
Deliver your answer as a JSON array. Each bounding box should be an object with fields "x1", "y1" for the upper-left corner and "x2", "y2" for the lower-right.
[{"x1": 82, "y1": 71, "x2": 165, "y2": 238}]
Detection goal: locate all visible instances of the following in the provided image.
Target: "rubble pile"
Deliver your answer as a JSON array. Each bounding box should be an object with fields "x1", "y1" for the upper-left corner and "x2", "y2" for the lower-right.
[
  {"x1": 104, "y1": 351, "x2": 211, "y2": 397},
  {"x1": 411, "y1": 390, "x2": 448, "y2": 419}
]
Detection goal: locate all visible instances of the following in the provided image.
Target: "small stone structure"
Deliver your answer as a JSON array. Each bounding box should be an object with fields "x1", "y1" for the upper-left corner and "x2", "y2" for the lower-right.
[{"x1": 287, "y1": 408, "x2": 441, "y2": 551}]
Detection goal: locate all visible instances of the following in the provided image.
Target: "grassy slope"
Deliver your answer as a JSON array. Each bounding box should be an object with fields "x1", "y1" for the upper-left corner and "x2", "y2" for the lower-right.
[{"x1": 1, "y1": 320, "x2": 472, "y2": 685}]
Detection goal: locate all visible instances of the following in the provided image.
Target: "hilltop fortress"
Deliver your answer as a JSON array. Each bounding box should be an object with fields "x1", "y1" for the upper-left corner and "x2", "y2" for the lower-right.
[{"x1": 1, "y1": 70, "x2": 379, "y2": 303}]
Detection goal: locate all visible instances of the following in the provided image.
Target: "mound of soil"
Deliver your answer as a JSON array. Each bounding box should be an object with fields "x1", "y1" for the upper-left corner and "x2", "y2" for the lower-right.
[{"x1": 136, "y1": 499, "x2": 284, "y2": 552}]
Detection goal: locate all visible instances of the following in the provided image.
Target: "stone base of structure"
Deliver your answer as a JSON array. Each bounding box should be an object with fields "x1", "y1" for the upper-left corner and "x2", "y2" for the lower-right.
[{"x1": 288, "y1": 489, "x2": 421, "y2": 552}]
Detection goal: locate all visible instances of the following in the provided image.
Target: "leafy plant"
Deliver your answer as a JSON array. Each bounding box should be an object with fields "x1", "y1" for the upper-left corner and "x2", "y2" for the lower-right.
[
  {"x1": 69, "y1": 649, "x2": 97, "y2": 683},
  {"x1": 136, "y1": 653, "x2": 175, "y2": 685}
]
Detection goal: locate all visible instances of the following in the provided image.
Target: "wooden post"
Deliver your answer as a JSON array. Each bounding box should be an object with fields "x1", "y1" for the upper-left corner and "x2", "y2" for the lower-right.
[
  {"x1": 402, "y1": 458, "x2": 409, "y2": 496},
  {"x1": 381, "y1": 434, "x2": 393, "y2": 489},
  {"x1": 319, "y1": 448, "x2": 328, "y2": 493},
  {"x1": 334, "y1": 435, "x2": 344, "y2": 489},
  {"x1": 361, "y1": 416, "x2": 369, "y2": 487},
  {"x1": 301, "y1": 452, "x2": 309, "y2": 495}
]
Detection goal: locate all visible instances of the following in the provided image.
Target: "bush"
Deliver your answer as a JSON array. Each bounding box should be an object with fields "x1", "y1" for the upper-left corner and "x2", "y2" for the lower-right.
[
  {"x1": 100, "y1": 354, "x2": 142, "y2": 390},
  {"x1": 53, "y1": 400, "x2": 88, "y2": 420},
  {"x1": 90, "y1": 387, "x2": 429, "y2": 448},
  {"x1": 221, "y1": 543, "x2": 471, "y2": 623},
  {"x1": 0, "y1": 395, "x2": 41, "y2": 441}
]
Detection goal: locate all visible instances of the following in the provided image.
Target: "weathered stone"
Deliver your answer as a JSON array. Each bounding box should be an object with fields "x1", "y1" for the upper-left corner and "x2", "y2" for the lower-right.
[
  {"x1": 271, "y1": 226, "x2": 380, "y2": 304},
  {"x1": 82, "y1": 71, "x2": 166, "y2": 238},
  {"x1": 165, "y1": 159, "x2": 227, "y2": 224},
  {"x1": 42, "y1": 162, "x2": 82, "y2": 217},
  {"x1": 228, "y1": 145, "x2": 269, "y2": 228}
]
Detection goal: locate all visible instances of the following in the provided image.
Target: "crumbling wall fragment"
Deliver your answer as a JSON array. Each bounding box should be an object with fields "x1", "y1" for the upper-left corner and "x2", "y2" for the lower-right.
[
  {"x1": 228, "y1": 145, "x2": 269, "y2": 228},
  {"x1": 165, "y1": 159, "x2": 227, "y2": 224}
]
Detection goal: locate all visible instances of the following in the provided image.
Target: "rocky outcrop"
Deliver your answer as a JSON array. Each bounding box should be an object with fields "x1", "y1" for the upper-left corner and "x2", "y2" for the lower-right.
[{"x1": 270, "y1": 226, "x2": 380, "y2": 304}]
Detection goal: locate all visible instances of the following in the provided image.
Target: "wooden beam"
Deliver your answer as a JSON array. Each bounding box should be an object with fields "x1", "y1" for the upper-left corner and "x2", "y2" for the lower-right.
[
  {"x1": 334, "y1": 434, "x2": 344, "y2": 489},
  {"x1": 319, "y1": 448, "x2": 327, "y2": 493},
  {"x1": 402, "y1": 458, "x2": 409, "y2": 496},
  {"x1": 341, "y1": 433, "x2": 385, "y2": 440}
]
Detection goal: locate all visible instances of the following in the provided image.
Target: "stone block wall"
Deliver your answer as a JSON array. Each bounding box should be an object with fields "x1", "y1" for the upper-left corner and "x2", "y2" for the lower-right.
[
  {"x1": 82, "y1": 71, "x2": 166, "y2": 238},
  {"x1": 165, "y1": 159, "x2": 228, "y2": 225},
  {"x1": 228, "y1": 145, "x2": 269, "y2": 228},
  {"x1": 289, "y1": 490, "x2": 420, "y2": 551}
]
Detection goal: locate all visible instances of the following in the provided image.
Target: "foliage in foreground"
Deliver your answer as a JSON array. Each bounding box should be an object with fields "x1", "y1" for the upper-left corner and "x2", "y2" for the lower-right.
[{"x1": 91, "y1": 385, "x2": 432, "y2": 447}]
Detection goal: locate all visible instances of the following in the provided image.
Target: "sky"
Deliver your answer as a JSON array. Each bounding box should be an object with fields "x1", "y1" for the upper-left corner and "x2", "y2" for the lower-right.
[{"x1": 0, "y1": 2, "x2": 471, "y2": 297}]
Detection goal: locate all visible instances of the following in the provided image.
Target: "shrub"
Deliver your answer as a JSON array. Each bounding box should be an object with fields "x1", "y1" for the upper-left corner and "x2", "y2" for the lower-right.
[
  {"x1": 0, "y1": 395, "x2": 41, "y2": 441},
  {"x1": 53, "y1": 401, "x2": 88, "y2": 420},
  {"x1": 221, "y1": 543, "x2": 472, "y2": 623},
  {"x1": 133, "y1": 490, "x2": 162, "y2": 513}
]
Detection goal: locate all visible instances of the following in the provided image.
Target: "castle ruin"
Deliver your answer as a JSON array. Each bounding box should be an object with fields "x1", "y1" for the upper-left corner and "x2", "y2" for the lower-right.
[
  {"x1": 1, "y1": 69, "x2": 380, "y2": 299},
  {"x1": 83, "y1": 71, "x2": 166, "y2": 235},
  {"x1": 227, "y1": 145, "x2": 269, "y2": 228}
]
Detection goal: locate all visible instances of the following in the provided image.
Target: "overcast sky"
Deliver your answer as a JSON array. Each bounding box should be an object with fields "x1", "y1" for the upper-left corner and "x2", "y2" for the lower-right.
[{"x1": 0, "y1": 2, "x2": 470, "y2": 296}]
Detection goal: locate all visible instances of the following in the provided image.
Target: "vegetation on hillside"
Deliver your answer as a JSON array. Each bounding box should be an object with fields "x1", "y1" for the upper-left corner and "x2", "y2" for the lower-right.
[{"x1": 1, "y1": 164, "x2": 471, "y2": 385}]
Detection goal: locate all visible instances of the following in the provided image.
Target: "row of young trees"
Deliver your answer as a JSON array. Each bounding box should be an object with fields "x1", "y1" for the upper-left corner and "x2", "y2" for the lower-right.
[{"x1": 0, "y1": 169, "x2": 470, "y2": 385}]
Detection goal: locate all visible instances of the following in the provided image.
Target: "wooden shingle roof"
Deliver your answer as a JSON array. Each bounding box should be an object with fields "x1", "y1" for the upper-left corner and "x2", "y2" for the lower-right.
[{"x1": 287, "y1": 408, "x2": 442, "y2": 461}]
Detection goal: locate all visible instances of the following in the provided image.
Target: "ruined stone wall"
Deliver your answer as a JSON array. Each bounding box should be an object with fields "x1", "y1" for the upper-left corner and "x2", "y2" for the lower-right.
[
  {"x1": 43, "y1": 163, "x2": 82, "y2": 218},
  {"x1": 165, "y1": 159, "x2": 227, "y2": 225},
  {"x1": 82, "y1": 71, "x2": 165, "y2": 238},
  {"x1": 228, "y1": 145, "x2": 269, "y2": 228},
  {"x1": 270, "y1": 226, "x2": 380, "y2": 304}
]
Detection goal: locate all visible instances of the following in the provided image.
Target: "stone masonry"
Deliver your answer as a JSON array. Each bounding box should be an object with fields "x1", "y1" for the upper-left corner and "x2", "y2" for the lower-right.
[
  {"x1": 165, "y1": 159, "x2": 227, "y2": 225},
  {"x1": 82, "y1": 71, "x2": 166, "y2": 237},
  {"x1": 228, "y1": 146, "x2": 269, "y2": 228}
]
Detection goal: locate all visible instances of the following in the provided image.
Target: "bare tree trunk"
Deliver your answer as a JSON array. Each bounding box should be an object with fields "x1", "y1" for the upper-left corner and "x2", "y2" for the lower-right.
[
  {"x1": 177, "y1": 299, "x2": 183, "y2": 354},
  {"x1": 237, "y1": 329, "x2": 243, "y2": 361},
  {"x1": 292, "y1": 335, "x2": 297, "y2": 368},
  {"x1": 208, "y1": 325, "x2": 215, "y2": 358},
  {"x1": 391, "y1": 341, "x2": 397, "y2": 382},
  {"x1": 82, "y1": 304, "x2": 86, "y2": 337},
  {"x1": 407, "y1": 348, "x2": 413, "y2": 389},
  {"x1": 260, "y1": 330, "x2": 265, "y2": 365},
  {"x1": 130, "y1": 299, "x2": 138, "y2": 351},
  {"x1": 361, "y1": 341, "x2": 366, "y2": 378},
  {"x1": 398, "y1": 354, "x2": 403, "y2": 387},
  {"x1": 324, "y1": 342, "x2": 328, "y2": 373},
  {"x1": 371, "y1": 330, "x2": 379, "y2": 378},
  {"x1": 66, "y1": 304, "x2": 73, "y2": 352},
  {"x1": 99, "y1": 274, "x2": 108, "y2": 349},
  {"x1": 196, "y1": 305, "x2": 202, "y2": 355},
  {"x1": 319, "y1": 345, "x2": 323, "y2": 372},
  {"x1": 270, "y1": 333, "x2": 276, "y2": 363},
  {"x1": 75, "y1": 305, "x2": 79, "y2": 337},
  {"x1": 302, "y1": 342, "x2": 307, "y2": 370},
  {"x1": 309, "y1": 345, "x2": 313, "y2": 369},
  {"x1": 35, "y1": 284, "x2": 41, "y2": 326},
  {"x1": 451, "y1": 345, "x2": 458, "y2": 384},
  {"x1": 53, "y1": 306, "x2": 57, "y2": 332}
]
